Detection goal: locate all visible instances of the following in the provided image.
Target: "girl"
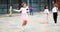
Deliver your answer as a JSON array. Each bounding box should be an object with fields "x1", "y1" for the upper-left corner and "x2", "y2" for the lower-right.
[
  {"x1": 14, "y1": 3, "x2": 29, "y2": 31},
  {"x1": 44, "y1": 6, "x2": 49, "y2": 24},
  {"x1": 52, "y1": 4, "x2": 58, "y2": 24},
  {"x1": 21, "y1": 3, "x2": 28, "y2": 26}
]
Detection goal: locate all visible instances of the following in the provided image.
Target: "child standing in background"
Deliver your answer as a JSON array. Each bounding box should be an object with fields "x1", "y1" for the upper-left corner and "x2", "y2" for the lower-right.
[
  {"x1": 52, "y1": 4, "x2": 58, "y2": 24},
  {"x1": 29, "y1": 6, "x2": 34, "y2": 15},
  {"x1": 44, "y1": 6, "x2": 49, "y2": 24}
]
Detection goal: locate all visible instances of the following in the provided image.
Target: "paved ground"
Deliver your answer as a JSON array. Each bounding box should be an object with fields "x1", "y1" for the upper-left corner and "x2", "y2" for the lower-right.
[{"x1": 0, "y1": 12, "x2": 60, "y2": 32}]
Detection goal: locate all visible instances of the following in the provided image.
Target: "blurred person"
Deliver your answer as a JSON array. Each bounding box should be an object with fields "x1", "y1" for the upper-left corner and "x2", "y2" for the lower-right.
[
  {"x1": 13, "y1": 3, "x2": 29, "y2": 31},
  {"x1": 52, "y1": 3, "x2": 58, "y2": 24},
  {"x1": 29, "y1": 6, "x2": 34, "y2": 15},
  {"x1": 44, "y1": 5, "x2": 49, "y2": 24}
]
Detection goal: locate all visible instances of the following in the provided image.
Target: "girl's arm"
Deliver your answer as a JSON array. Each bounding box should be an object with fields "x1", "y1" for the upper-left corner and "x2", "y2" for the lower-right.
[{"x1": 13, "y1": 8, "x2": 22, "y2": 12}]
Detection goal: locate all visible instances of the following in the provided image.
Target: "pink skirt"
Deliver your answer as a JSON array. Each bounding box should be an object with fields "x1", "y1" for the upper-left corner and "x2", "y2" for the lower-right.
[{"x1": 21, "y1": 13, "x2": 28, "y2": 20}]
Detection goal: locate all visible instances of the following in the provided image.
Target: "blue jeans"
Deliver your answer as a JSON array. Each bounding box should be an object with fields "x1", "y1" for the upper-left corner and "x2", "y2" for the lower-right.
[{"x1": 30, "y1": 10, "x2": 34, "y2": 15}]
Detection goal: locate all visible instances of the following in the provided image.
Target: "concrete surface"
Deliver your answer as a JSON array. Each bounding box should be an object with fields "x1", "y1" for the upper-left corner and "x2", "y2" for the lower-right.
[{"x1": 0, "y1": 12, "x2": 60, "y2": 32}]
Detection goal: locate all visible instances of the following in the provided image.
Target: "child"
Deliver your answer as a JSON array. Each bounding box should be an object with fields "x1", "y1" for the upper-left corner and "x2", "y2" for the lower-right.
[
  {"x1": 21, "y1": 3, "x2": 28, "y2": 26},
  {"x1": 13, "y1": 3, "x2": 29, "y2": 31},
  {"x1": 52, "y1": 4, "x2": 58, "y2": 24},
  {"x1": 29, "y1": 6, "x2": 34, "y2": 15},
  {"x1": 44, "y1": 5, "x2": 49, "y2": 24}
]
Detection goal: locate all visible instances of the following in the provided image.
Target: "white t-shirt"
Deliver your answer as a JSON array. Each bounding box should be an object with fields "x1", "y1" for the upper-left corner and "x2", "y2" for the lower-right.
[
  {"x1": 20, "y1": 7, "x2": 28, "y2": 14},
  {"x1": 52, "y1": 7, "x2": 58, "y2": 13},
  {"x1": 44, "y1": 9, "x2": 49, "y2": 13}
]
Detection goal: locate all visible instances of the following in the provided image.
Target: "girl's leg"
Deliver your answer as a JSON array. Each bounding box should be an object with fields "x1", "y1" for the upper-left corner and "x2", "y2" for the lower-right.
[
  {"x1": 46, "y1": 14, "x2": 48, "y2": 24},
  {"x1": 20, "y1": 20, "x2": 27, "y2": 32},
  {"x1": 30, "y1": 11, "x2": 31, "y2": 15},
  {"x1": 54, "y1": 13, "x2": 57, "y2": 24},
  {"x1": 53, "y1": 13, "x2": 55, "y2": 23},
  {"x1": 53, "y1": 13, "x2": 57, "y2": 24},
  {"x1": 41, "y1": 14, "x2": 48, "y2": 24},
  {"x1": 32, "y1": 11, "x2": 34, "y2": 15},
  {"x1": 22, "y1": 20, "x2": 27, "y2": 26},
  {"x1": 47, "y1": 13, "x2": 48, "y2": 21}
]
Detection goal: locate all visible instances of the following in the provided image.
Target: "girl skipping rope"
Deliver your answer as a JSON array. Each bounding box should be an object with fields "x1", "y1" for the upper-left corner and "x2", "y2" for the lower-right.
[{"x1": 13, "y1": 3, "x2": 29, "y2": 31}]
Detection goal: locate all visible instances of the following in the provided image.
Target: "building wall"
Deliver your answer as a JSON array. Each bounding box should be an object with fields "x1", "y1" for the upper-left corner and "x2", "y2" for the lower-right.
[
  {"x1": 0, "y1": 0, "x2": 7, "y2": 14},
  {"x1": 56, "y1": 0, "x2": 60, "y2": 10},
  {"x1": 0, "y1": 0, "x2": 18, "y2": 14},
  {"x1": 0, "y1": 0, "x2": 55, "y2": 14},
  {"x1": 29, "y1": 0, "x2": 48, "y2": 12}
]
